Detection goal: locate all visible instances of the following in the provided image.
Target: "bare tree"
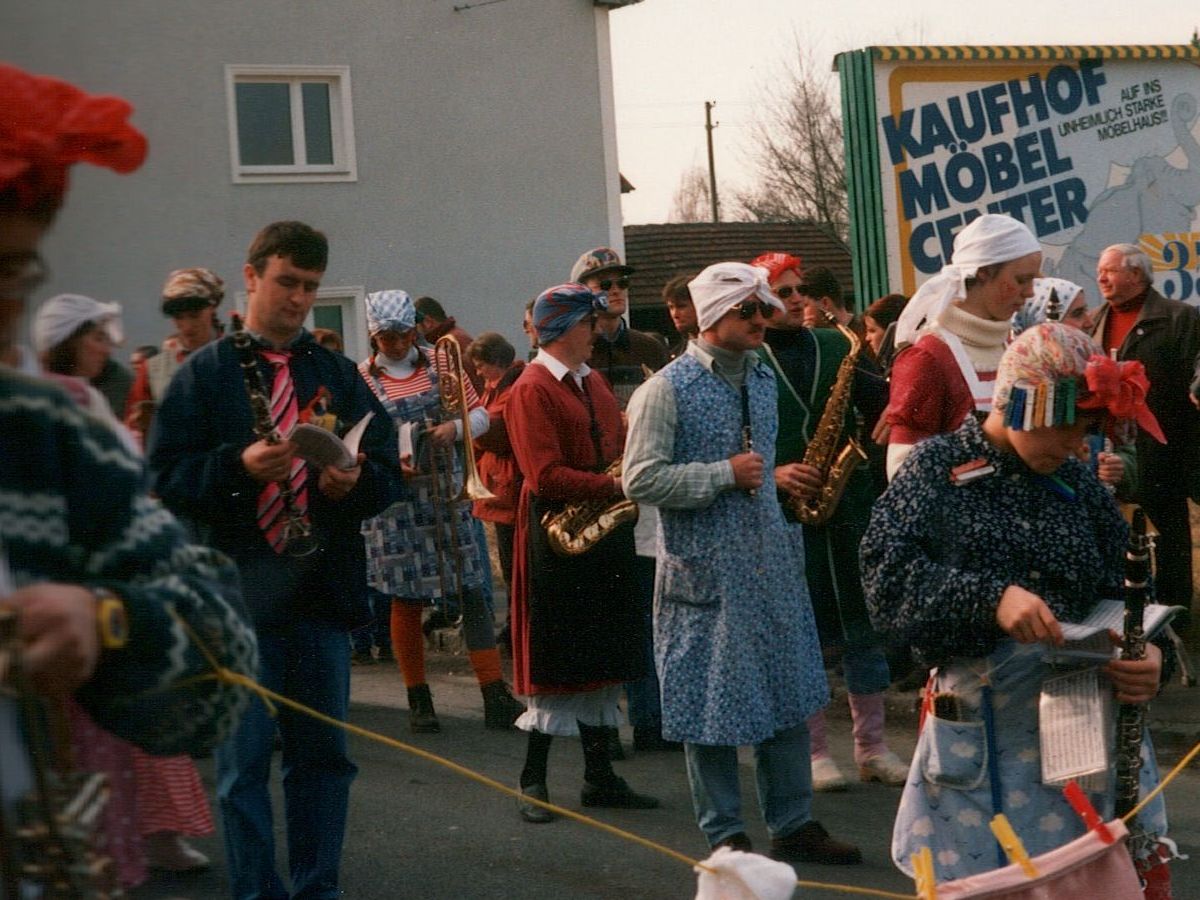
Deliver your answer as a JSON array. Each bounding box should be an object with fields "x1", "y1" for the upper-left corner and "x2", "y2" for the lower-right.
[
  {"x1": 735, "y1": 50, "x2": 848, "y2": 239},
  {"x1": 669, "y1": 165, "x2": 713, "y2": 223}
]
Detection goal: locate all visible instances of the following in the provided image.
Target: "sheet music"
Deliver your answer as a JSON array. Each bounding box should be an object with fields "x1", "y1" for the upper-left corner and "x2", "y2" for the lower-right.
[{"x1": 1040, "y1": 668, "x2": 1112, "y2": 790}]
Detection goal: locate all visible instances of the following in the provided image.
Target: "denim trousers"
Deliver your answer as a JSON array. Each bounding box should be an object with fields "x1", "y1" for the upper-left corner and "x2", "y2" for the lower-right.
[
  {"x1": 842, "y1": 642, "x2": 891, "y2": 696},
  {"x1": 624, "y1": 555, "x2": 662, "y2": 728},
  {"x1": 350, "y1": 588, "x2": 392, "y2": 653},
  {"x1": 217, "y1": 620, "x2": 357, "y2": 900},
  {"x1": 684, "y1": 721, "x2": 812, "y2": 846}
]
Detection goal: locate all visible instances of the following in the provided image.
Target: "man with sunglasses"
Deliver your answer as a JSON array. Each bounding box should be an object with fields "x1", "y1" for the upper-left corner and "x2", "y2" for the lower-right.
[
  {"x1": 571, "y1": 246, "x2": 668, "y2": 409},
  {"x1": 624, "y1": 261, "x2": 861, "y2": 867},
  {"x1": 750, "y1": 251, "x2": 903, "y2": 795},
  {"x1": 571, "y1": 246, "x2": 672, "y2": 754}
]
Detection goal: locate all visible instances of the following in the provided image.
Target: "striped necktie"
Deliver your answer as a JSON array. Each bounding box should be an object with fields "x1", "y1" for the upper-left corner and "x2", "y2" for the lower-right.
[{"x1": 257, "y1": 349, "x2": 309, "y2": 553}]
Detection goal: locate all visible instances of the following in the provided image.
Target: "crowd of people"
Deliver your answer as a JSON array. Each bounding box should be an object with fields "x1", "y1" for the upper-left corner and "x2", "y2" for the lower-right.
[{"x1": 4, "y1": 62, "x2": 1200, "y2": 899}]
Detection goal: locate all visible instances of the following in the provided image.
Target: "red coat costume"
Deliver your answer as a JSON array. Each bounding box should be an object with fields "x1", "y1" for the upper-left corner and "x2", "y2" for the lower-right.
[{"x1": 506, "y1": 361, "x2": 646, "y2": 695}]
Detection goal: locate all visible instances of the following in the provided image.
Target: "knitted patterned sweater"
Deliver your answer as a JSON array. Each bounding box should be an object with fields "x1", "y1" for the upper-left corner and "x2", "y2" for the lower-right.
[{"x1": 1, "y1": 368, "x2": 257, "y2": 755}]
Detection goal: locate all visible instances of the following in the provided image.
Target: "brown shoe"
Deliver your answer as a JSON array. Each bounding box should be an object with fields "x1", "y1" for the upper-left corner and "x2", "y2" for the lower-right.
[{"x1": 770, "y1": 820, "x2": 862, "y2": 866}]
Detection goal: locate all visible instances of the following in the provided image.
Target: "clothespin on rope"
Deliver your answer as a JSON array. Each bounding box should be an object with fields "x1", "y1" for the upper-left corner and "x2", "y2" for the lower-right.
[
  {"x1": 911, "y1": 847, "x2": 937, "y2": 900},
  {"x1": 990, "y1": 814, "x2": 1039, "y2": 879},
  {"x1": 1063, "y1": 781, "x2": 1115, "y2": 844}
]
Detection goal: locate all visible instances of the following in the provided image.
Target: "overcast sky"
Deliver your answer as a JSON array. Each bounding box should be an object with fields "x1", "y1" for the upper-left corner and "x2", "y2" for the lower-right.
[{"x1": 609, "y1": 0, "x2": 1200, "y2": 224}]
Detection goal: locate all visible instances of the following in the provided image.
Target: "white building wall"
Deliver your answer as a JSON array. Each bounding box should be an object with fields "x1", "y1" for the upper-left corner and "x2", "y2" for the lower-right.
[{"x1": 0, "y1": 0, "x2": 626, "y2": 358}]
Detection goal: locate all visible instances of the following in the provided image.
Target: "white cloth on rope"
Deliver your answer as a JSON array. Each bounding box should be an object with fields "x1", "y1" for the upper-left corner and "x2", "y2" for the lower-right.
[{"x1": 693, "y1": 847, "x2": 797, "y2": 900}]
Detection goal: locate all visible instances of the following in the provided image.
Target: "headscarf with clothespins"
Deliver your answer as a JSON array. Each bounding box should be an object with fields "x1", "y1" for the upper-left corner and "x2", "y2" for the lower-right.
[{"x1": 992, "y1": 323, "x2": 1165, "y2": 442}]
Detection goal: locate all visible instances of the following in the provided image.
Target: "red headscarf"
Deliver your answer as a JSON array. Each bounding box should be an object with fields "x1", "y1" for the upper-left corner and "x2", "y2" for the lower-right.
[
  {"x1": 749, "y1": 252, "x2": 802, "y2": 285},
  {"x1": 0, "y1": 64, "x2": 147, "y2": 214}
]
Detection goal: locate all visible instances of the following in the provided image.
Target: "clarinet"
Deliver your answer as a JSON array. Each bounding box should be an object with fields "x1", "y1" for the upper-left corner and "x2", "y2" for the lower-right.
[
  {"x1": 1114, "y1": 507, "x2": 1151, "y2": 821},
  {"x1": 740, "y1": 383, "x2": 755, "y2": 497},
  {"x1": 229, "y1": 314, "x2": 318, "y2": 557}
]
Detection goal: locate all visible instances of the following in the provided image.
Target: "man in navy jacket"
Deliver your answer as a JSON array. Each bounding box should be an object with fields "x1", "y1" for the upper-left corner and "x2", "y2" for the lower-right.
[{"x1": 150, "y1": 221, "x2": 400, "y2": 900}]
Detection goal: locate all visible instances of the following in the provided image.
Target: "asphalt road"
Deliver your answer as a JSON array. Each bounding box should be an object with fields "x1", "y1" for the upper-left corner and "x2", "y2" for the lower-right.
[{"x1": 133, "y1": 652, "x2": 1200, "y2": 899}]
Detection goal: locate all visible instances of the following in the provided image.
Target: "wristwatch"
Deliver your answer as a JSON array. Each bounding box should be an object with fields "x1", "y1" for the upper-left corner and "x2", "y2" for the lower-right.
[{"x1": 93, "y1": 588, "x2": 129, "y2": 650}]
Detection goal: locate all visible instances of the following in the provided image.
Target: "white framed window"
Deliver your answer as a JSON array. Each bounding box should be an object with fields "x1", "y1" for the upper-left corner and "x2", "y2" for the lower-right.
[
  {"x1": 225, "y1": 65, "x2": 357, "y2": 183},
  {"x1": 232, "y1": 286, "x2": 367, "y2": 361},
  {"x1": 308, "y1": 286, "x2": 368, "y2": 362}
]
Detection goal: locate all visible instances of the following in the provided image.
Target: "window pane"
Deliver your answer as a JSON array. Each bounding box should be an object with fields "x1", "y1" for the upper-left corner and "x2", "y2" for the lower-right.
[
  {"x1": 313, "y1": 305, "x2": 343, "y2": 334},
  {"x1": 236, "y1": 82, "x2": 294, "y2": 165},
  {"x1": 302, "y1": 82, "x2": 334, "y2": 165}
]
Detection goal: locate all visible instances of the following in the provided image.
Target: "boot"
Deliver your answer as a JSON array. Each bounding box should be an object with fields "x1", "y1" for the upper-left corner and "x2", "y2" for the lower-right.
[
  {"x1": 481, "y1": 680, "x2": 525, "y2": 729},
  {"x1": 808, "y1": 709, "x2": 848, "y2": 792},
  {"x1": 849, "y1": 692, "x2": 908, "y2": 785},
  {"x1": 406, "y1": 683, "x2": 440, "y2": 733}
]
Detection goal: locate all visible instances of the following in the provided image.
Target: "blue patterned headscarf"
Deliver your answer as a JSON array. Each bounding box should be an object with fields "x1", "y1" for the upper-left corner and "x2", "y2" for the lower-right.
[
  {"x1": 365, "y1": 289, "x2": 416, "y2": 334},
  {"x1": 533, "y1": 282, "x2": 608, "y2": 344},
  {"x1": 1011, "y1": 277, "x2": 1084, "y2": 336}
]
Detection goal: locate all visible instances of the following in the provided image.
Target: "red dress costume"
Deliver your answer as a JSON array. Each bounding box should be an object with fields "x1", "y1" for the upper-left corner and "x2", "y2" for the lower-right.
[{"x1": 506, "y1": 361, "x2": 646, "y2": 696}]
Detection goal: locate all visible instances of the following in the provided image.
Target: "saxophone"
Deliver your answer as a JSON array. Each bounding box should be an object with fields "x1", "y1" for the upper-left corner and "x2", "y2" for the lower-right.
[
  {"x1": 789, "y1": 312, "x2": 868, "y2": 526},
  {"x1": 541, "y1": 457, "x2": 638, "y2": 556}
]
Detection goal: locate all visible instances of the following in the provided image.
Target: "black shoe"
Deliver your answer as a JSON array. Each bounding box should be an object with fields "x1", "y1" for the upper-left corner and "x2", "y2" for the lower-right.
[
  {"x1": 604, "y1": 726, "x2": 625, "y2": 761},
  {"x1": 481, "y1": 680, "x2": 525, "y2": 729},
  {"x1": 712, "y1": 832, "x2": 753, "y2": 853},
  {"x1": 770, "y1": 820, "x2": 862, "y2": 866},
  {"x1": 632, "y1": 725, "x2": 684, "y2": 753},
  {"x1": 517, "y1": 782, "x2": 554, "y2": 824},
  {"x1": 580, "y1": 775, "x2": 659, "y2": 809},
  {"x1": 406, "y1": 684, "x2": 441, "y2": 733},
  {"x1": 376, "y1": 647, "x2": 395, "y2": 663},
  {"x1": 350, "y1": 649, "x2": 376, "y2": 666}
]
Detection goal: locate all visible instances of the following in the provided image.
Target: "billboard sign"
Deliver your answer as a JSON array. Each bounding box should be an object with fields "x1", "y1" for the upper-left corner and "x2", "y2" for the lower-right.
[{"x1": 864, "y1": 49, "x2": 1200, "y2": 305}]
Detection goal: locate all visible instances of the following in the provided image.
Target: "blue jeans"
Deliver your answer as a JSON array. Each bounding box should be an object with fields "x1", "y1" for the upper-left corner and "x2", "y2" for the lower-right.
[
  {"x1": 842, "y1": 643, "x2": 891, "y2": 696},
  {"x1": 624, "y1": 556, "x2": 661, "y2": 729},
  {"x1": 217, "y1": 621, "x2": 357, "y2": 900},
  {"x1": 350, "y1": 588, "x2": 392, "y2": 654},
  {"x1": 684, "y1": 722, "x2": 812, "y2": 846}
]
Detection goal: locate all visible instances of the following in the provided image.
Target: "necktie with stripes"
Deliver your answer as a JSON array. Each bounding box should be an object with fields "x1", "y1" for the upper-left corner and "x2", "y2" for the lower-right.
[{"x1": 256, "y1": 349, "x2": 309, "y2": 553}]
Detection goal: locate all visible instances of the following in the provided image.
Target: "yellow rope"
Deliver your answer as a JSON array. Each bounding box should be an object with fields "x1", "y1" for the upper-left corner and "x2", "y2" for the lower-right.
[
  {"x1": 1122, "y1": 735, "x2": 1200, "y2": 823},
  {"x1": 169, "y1": 610, "x2": 1196, "y2": 898},
  {"x1": 168, "y1": 608, "x2": 915, "y2": 899}
]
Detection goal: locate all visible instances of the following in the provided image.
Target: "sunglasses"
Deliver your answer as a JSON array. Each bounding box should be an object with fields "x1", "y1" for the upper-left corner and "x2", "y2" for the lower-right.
[
  {"x1": 774, "y1": 285, "x2": 810, "y2": 300},
  {"x1": 597, "y1": 276, "x2": 631, "y2": 291},
  {"x1": 733, "y1": 300, "x2": 777, "y2": 320}
]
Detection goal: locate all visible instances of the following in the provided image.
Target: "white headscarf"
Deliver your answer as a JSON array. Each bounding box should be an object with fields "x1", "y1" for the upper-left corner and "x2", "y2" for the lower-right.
[
  {"x1": 689, "y1": 262, "x2": 786, "y2": 332},
  {"x1": 32, "y1": 293, "x2": 123, "y2": 355},
  {"x1": 894, "y1": 214, "x2": 1041, "y2": 346},
  {"x1": 1011, "y1": 277, "x2": 1084, "y2": 335}
]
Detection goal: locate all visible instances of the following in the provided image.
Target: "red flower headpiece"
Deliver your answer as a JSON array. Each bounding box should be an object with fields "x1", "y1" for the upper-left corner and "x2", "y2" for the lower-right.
[
  {"x1": 0, "y1": 64, "x2": 147, "y2": 212},
  {"x1": 1077, "y1": 354, "x2": 1166, "y2": 443}
]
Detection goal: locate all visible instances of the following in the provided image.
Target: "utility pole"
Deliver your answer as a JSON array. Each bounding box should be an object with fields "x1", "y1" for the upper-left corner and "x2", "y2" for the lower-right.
[{"x1": 704, "y1": 100, "x2": 720, "y2": 223}]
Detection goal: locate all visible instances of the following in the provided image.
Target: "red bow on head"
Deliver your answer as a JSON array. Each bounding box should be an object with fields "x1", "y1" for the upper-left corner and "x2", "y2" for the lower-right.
[{"x1": 1078, "y1": 355, "x2": 1166, "y2": 443}]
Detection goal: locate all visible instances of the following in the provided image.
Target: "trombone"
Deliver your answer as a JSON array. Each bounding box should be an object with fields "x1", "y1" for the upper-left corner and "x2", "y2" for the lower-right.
[{"x1": 425, "y1": 336, "x2": 494, "y2": 627}]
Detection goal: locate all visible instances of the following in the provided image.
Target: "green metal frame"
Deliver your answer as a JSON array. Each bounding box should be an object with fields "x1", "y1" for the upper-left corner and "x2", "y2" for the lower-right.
[{"x1": 836, "y1": 49, "x2": 889, "y2": 311}]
